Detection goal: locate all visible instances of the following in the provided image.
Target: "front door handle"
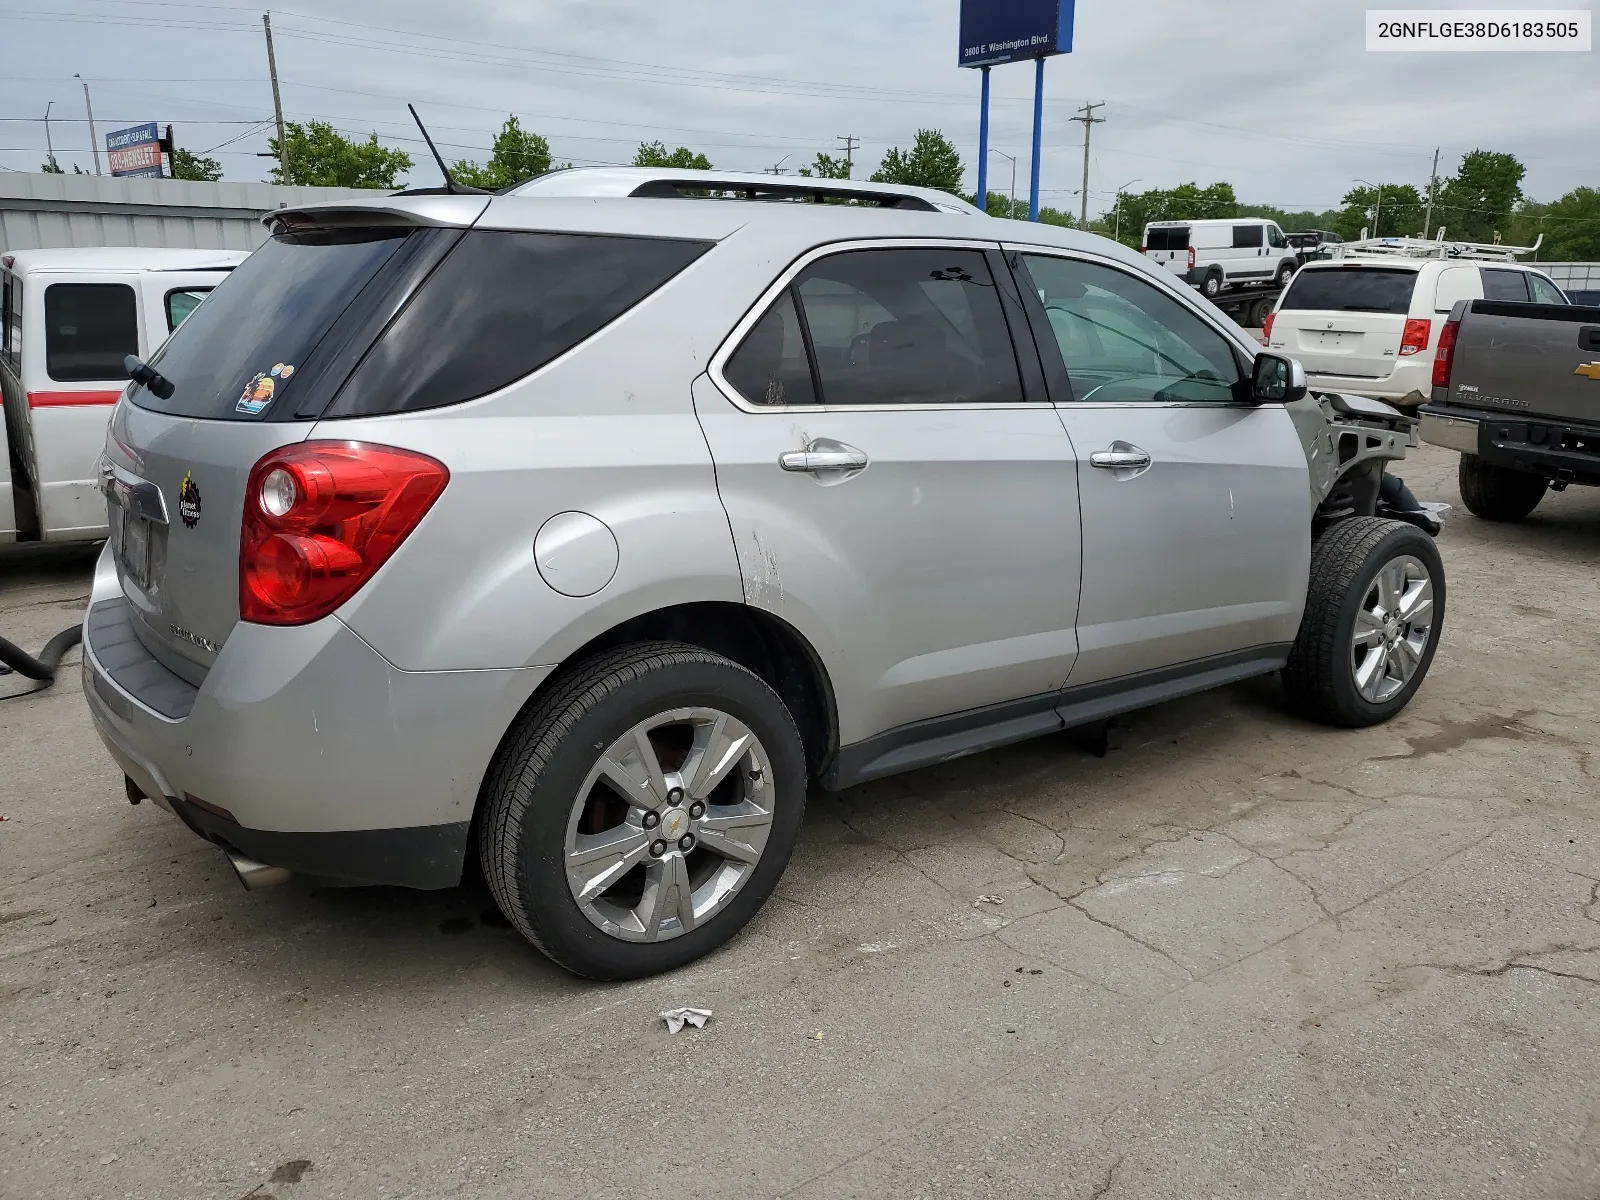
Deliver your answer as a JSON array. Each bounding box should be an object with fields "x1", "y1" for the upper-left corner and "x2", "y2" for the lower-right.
[
  {"x1": 779, "y1": 441, "x2": 869, "y2": 473},
  {"x1": 1089, "y1": 445, "x2": 1153, "y2": 472}
]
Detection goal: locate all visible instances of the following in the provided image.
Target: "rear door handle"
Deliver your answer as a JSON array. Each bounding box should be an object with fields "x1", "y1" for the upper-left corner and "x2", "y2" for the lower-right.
[
  {"x1": 1089, "y1": 446, "x2": 1152, "y2": 472},
  {"x1": 779, "y1": 442, "x2": 869, "y2": 473}
]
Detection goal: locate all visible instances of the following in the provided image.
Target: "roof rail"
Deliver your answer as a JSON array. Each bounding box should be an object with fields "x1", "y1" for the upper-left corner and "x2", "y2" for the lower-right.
[
  {"x1": 506, "y1": 167, "x2": 985, "y2": 216},
  {"x1": 1331, "y1": 231, "x2": 1543, "y2": 263}
]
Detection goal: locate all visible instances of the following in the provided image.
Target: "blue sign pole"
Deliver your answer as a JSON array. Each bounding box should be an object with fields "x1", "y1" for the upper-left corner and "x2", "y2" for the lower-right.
[
  {"x1": 1028, "y1": 56, "x2": 1045, "y2": 221},
  {"x1": 975, "y1": 67, "x2": 991, "y2": 215}
]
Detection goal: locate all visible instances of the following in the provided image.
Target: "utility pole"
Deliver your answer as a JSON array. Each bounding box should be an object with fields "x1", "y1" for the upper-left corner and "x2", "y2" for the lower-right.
[
  {"x1": 263, "y1": 13, "x2": 289, "y2": 182},
  {"x1": 1423, "y1": 146, "x2": 1440, "y2": 238},
  {"x1": 835, "y1": 134, "x2": 858, "y2": 178},
  {"x1": 1070, "y1": 101, "x2": 1105, "y2": 227},
  {"x1": 74, "y1": 75, "x2": 101, "y2": 174},
  {"x1": 43, "y1": 101, "x2": 57, "y2": 171}
]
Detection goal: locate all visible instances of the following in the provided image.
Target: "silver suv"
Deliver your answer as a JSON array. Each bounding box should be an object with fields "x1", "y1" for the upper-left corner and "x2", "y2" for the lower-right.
[{"x1": 83, "y1": 169, "x2": 1444, "y2": 979}]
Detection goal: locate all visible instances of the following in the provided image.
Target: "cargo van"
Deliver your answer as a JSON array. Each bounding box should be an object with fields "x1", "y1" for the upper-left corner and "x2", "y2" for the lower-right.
[
  {"x1": 1142, "y1": 218, "x2": 1299, "y2": 298},
  {"x1": 0, "y1": 248, "x2": 246, "y2": 543}
]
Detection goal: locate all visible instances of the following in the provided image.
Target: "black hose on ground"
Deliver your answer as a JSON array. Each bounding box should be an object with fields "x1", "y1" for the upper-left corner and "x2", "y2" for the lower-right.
[{"x1": 0, "y1": 625, "x2": 84, "y2": 686}]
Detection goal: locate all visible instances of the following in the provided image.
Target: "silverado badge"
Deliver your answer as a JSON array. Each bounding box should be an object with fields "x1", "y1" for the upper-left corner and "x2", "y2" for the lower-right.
[{"x1": 1575, "y1": 362, "x2": 1600, "y2": 381}]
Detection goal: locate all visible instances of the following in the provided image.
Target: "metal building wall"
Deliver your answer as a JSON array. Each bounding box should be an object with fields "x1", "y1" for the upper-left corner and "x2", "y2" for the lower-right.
[{"x1": 0, "y1": 172, "x2": 382, "y2": 254}]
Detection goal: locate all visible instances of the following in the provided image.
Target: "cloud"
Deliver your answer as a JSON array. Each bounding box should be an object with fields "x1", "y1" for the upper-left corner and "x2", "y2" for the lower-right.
[{"x1": 3, "y1": 0, "x2": 1595, "y2": 211}]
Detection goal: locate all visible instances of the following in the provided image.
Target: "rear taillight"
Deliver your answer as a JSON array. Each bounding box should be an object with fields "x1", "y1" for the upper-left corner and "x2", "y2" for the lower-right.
[
  {"x1": 240, "y1": 441, "x2": 448, "y2": 626},
  {"x1": 1432, "y1": 319, "x2": 1460, "y2": 389},
  {"x1": 1140, "y1": 245, "x2": 1148, "y2": 255},
  {"x1": 1262, "y1": 313, "x2": 1276, "y2": 341},
  {"x1": 1399, "y1": 318, "x2": 1432, "y2": 356},
  {"x1": 1187, "y1": 247, "x2": 1196, "y2": 270}
]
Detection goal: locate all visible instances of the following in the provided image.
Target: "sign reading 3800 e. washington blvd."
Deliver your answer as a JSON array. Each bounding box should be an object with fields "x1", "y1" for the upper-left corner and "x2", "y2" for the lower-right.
[{"x1": 959, "y1": 0, "x2": 1075, "y2": 67}]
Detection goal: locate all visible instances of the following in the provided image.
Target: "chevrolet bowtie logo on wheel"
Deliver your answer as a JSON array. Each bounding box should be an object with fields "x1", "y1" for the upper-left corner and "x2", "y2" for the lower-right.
[{"x1": 1575, "y1": 362, "x2": 1600, "y2": 381}]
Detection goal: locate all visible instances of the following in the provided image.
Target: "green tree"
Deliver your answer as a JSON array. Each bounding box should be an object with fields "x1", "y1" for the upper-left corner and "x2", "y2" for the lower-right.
[
  {"x1": 1329, "y1": 183, "x2": 1424, "y2": 241},
  {"x1": 40, "y1": 158, "x2": 63, "y2": 173},
  {"x1": 451, "y1": 115, "x2": 551, "y2": 190},
  {"x1": 1435, "y1": 150, "x2": 1525, "y2": 243},
  {"x1": 870, "y1": 129, "x2": 963, "y2": 195},
  {"x1": 634, "y1": 141, "x2": 712, "y2": 170},
  {"x1": 798, "y1": 151, "x2": 851, "y2": 180},
  {"x1": 1537, "y1": 187, "x2": 1600, "y2": 261},
  {"x1": 1104, "y1": 183, "x2": 1238, "y2": 248},
  {"x1": 268, "y1": 121, "x2": 412, "y2": 189},
  {"x1": 170, "y1": 146, "x2": 223, "y2": 182}
]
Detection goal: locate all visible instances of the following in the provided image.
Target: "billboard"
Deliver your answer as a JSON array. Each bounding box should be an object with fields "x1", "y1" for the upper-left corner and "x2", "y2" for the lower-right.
[
  {"x1": 959, "y1": 0, "x2": 1075, "y2": 67},
  {"x1": 106, "y1": 122, "x2": 164, "y2": 178}
]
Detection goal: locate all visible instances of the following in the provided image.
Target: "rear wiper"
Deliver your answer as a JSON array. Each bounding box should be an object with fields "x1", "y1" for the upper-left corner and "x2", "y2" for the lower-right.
[{"x1": 124, "y1": 355, "x2": 175, "y2": 400}]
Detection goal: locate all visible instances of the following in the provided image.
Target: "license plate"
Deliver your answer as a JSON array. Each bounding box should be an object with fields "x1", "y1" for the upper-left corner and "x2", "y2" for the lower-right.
[{"x1": 116, "y1": 508, "x2": 155, "y2": 591}]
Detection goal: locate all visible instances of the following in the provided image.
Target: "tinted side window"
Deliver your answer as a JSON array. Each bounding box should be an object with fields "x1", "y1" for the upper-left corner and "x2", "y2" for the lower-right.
[
  {"x1": 724, "y1": 290, "x2": 816, "y2": 406},
  {"x1": 1528, "y1": 274, "x2": 1569, "y2": 305},
  {"x1": 1481, "y1": 269, "x2": 1531, "y2": 302},
  {"x1": 1022, "y1": 255, "x2": 1241, "y2": 404},
  {"x1": 1233, "y1": 224, "x2": 1264, "y2": 249},
  {"x1": 44, "y1": 283, "x2": 137, "y2": 382},
  {"x1": 0, "y1": 273, "x2": 18, "y2": 371},
  {"x1": 790, "y1": 248, "x2": 1024, "y2": 407},
  {"x1": 327, "y1": 231, "x2": 712, "y2": 418}
]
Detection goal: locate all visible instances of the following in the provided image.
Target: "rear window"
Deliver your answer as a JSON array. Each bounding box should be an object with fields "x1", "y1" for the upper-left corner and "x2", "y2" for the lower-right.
[
  {"x1": 1279, "y1": 267, "x2": 1418, "y2": 314},
  {"x1": 137, "y1": 228, "x2": 416, "y2": 418},
  {"x1": 44, "y1": 283, "x2": 137, "y2": 382},
  {"x1": 325, "y1": 231, "x2": 711, "y2": 418},
  {"x1": 1146, "y1": 227, "x2": 1189, "y2": 252}
]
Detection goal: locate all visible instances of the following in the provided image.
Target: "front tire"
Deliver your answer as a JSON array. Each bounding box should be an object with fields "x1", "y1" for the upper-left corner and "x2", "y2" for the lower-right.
[
  {"x1": 1457, "y1": 453, "x2": 1547, "y2": 522},
  {"x1": 1275, "y1": 260, "x2": 1296, "y2": 288},
  {"x1": 479, "y1": 642, "x2": 807, "y2": 980},
  {"x1": 1283, "y1": 517, "x2": 1444, "y2": 727}
]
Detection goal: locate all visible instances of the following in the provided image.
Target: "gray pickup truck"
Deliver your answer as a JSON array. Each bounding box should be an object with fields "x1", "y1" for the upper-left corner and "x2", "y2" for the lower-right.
[{"x1": 1420, "y1": 297, "x2": 1600, "y2": 520}]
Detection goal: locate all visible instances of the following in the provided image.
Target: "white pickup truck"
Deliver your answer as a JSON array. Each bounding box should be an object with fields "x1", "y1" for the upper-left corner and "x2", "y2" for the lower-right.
[{"x1": 1, "y1": 247, "x2": 246, "y2": 544}]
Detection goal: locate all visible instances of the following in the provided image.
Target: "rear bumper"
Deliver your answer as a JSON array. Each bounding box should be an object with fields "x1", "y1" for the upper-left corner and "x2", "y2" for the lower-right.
[
  {"x1": 81, "y1": 544, "x2": 551, "y2": 888},
  {"x1": 1300, "y1": 361, "x2": 1431, "y2": 409},
  {"x1": 1420, "y1": 402, "x2": 1600, "y2": 487}
]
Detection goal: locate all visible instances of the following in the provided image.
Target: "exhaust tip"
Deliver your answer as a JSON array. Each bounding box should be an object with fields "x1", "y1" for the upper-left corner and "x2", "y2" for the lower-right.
[{"x1": 224, "y1": 849, "x2": 293, "y2": 891}]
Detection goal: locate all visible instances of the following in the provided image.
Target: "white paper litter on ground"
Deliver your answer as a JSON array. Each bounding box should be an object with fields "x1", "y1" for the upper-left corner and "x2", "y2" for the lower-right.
[{"x1": 661, "y1": 1007, "x2": 712, "y2": 1034}]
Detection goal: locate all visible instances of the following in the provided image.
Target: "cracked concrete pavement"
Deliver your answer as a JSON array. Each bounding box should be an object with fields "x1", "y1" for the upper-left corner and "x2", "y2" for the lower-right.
[{"x1": 3, "y1": 442, "x2": 1599, "y2": 1199}]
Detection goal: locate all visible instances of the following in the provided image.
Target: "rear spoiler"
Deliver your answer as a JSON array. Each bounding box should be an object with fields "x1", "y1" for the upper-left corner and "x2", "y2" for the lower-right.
[{"x1": 264, "y1": 194, "x2": 489, "y2": 234}]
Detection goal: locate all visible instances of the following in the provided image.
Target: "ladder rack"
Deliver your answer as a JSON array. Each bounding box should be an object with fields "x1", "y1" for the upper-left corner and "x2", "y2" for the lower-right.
[{"x1": 1331, "y1": 231, "x2": 1543, "y2": 263}]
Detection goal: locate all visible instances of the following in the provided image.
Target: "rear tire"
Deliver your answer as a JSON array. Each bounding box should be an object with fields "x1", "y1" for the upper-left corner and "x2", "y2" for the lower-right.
[
  {"x1": 478, "y1": 642, "x2": 807, "y2": 980},
  {"x1": 1457, "y1": 453, "x2": 1547, "y2": 522},
  {"x1": 1202, "y1": 270, "x2": 1224, "y2": 298},
  {"x1": 1283, "y1": 517, "x2": 1444, "y2": 728}
]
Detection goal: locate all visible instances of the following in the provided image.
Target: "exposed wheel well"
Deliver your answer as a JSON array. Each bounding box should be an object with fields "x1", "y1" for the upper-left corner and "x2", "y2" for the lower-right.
[{"x1": 529, "y1": 603, "x2": 838, "y2": 781}]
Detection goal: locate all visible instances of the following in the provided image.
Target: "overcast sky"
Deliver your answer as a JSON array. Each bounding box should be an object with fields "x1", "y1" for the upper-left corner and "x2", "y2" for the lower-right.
[{"x1": 3, "y1": 0, "x2": 1596, "y2": 215}]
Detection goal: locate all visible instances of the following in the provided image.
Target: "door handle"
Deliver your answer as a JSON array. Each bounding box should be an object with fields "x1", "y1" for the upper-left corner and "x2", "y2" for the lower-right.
[
  {"x1": 779, "y1": 443, "x2": 869, "y2": 473},
  {"x1": 1089, "y1": 446, "x2": 1152, "y2": 471}
]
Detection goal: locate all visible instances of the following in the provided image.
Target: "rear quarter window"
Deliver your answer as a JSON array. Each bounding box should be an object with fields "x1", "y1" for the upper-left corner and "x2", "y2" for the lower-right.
[
  {"x1": 1, "y1": 272, "x2": 20, "y2": 371},
  {"x1": 44, "y1": 282, "x2": 138, "y2": 382},
  {"x1": 1279, "y1": 268, "x2": 1417, "y2": 314},
  {"x1": 324, "y1": 230, "x2": 712, "y2": 418}
]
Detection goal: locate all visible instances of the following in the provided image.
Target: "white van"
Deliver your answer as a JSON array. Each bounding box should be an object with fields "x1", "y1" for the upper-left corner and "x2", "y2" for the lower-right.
[
  {"x1": 1143, "y1": 218, "x2": 1299, "y2": 298},
  {"x1": 0, "y1": 247, "x2": 246, "y2": 543},
  {"x1": 1264, "y1": 238, "x2": 1569, "y2": 409}
]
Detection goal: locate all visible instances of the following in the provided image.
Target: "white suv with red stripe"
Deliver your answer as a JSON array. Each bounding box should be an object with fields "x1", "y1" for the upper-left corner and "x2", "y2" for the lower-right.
[
  {"x1": 0, "y1": 248, "x2": 245, "y2": 544},
  {"x1": 1263, "y1": 245, "x2": 1569, "y2": 410}
]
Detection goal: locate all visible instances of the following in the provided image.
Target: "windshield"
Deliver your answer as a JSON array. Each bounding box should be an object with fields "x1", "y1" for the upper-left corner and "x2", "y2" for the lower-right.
[
  {"x1": 133, "y1": 228, "x2": 416, "y2": 419},
  {"x1": 1280, "y1": 267, "x2": 1417, "y2": 314}
]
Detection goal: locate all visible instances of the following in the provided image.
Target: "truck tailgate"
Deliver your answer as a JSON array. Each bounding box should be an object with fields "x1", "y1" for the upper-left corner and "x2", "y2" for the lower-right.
[{"x1": 1445, "y1": 300, "x2": 1600, "y2": 425}]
